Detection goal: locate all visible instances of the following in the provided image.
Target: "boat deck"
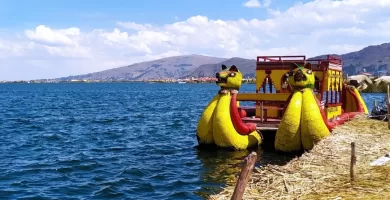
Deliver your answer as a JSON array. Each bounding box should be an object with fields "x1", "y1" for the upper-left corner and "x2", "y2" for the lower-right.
[
  {"x1": 242, "y1": 117, "x2": 280, "y2": 131},
  {"x1": 240, "y1": 106, "x2": 282, "y2": 131}
]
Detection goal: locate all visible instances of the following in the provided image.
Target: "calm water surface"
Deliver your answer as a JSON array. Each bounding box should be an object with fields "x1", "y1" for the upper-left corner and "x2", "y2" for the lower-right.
[{"x1": 0, "y1": 83, "x2": 383, "y2": 199}]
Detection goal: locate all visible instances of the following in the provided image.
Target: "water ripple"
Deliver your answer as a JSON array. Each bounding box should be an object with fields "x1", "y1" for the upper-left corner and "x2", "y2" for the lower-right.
[{"x1": 0, "y1": 83, "x2": 379, "y2": 199}]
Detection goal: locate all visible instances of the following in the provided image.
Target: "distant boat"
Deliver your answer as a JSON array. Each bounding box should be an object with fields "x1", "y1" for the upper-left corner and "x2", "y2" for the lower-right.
[{"x1": 178, "y1": 81, "x2": 186, "y2": 84}]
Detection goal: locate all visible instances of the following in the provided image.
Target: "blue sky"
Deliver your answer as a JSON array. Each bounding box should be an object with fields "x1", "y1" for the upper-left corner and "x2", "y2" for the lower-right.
[
  {"x1": 0, "y1": 0, "x2": 389, "y2": 80},
  {"x1": 0, "y1": 0, "x2": 310, "y2": 29}
]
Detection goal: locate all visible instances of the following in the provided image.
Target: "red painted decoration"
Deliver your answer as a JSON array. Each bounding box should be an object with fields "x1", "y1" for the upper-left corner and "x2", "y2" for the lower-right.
[
  {"x1": 238, "y1": 108, "x2": 247, "y2": 118},
  {"x1": 312, "y1": 88, "x2": 363, "y2": 131},
  {"x1": 230, "y1": 93, "x2": 257, "y2": 135}
]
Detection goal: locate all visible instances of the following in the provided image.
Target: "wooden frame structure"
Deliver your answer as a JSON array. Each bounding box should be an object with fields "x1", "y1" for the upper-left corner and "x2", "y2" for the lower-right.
[{"x1": 237, "y1": 55, "x2": 344, "y2": 130}]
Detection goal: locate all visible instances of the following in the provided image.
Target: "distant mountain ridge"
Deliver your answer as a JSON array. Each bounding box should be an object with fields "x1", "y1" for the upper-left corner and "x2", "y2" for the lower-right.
[
  {"x1": 55, "y1": 42, "x2": 390, "y2": 81},
  {"x1": 312, "y1": 43, "x2": 390, "y2": 76},
  {"x1": 341, "y1": 43, "x2": 390, "y2": 76},
  {"x1": 183, "y1": 57, "x2": 257, "y2": 79},
  {"x1": 58, "y1": 54, "x2": 227, "y2": 81}
]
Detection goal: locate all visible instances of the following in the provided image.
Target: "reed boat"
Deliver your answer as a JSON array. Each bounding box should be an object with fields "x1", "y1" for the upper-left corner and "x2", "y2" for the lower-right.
[{"x1": 196, "y1": 55, "x2": 368, "y2": 152}]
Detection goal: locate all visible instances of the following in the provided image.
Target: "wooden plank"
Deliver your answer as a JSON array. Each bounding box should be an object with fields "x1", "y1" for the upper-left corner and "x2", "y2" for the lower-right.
[
  {"x1": 231, "y1": 152, "x2": 257, "y2": 200},
  {"x1": 237, "y1": 93, "x2": 321, "y2": 102},
  {"x1": 256, "y1": 127, "x2": 279, "y2": 131},
  {"x1": 245, "y1": 123, "x2": 280, "y2": 129},
  {"x1": 255, "y1": 106, "x2": 284, "y2": 110},
  {"x1": 242, "y1": 117, "x2": 281, "y2": 122},
  {"x1": 237, "y1": 93, "x2": 291, "y2": 101}
]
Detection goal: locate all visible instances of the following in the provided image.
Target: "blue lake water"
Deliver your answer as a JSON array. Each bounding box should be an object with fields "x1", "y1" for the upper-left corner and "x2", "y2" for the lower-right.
[{"x1": 0, "y1": 83, "x2": 384, "y2": 199}]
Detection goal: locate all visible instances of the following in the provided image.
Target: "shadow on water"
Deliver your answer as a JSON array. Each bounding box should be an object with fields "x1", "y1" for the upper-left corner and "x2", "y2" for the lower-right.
[
  {"x1": 194, "y1": 130, "x2": 301, "y2": 199},
  {"x1": 194, "y1": 147, "x2": 251, "y2": 199},
  {"x1": 259, "y1": 130, "x2": 303, "y2": 166}
]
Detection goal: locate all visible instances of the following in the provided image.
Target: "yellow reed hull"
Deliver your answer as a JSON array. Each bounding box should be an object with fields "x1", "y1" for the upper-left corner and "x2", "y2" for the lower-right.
[
  {"x1": 274, "y1": 91, "x2": 302, "y2": 152},
  {"x1": 300, "y1": 89, "x2": 330, "y2": 150},
  {"x1": 196, "y1": 94, "x2": 220, "y2": 144},
  {"x1": 275, "y1": 89, "x2": 330, "y2": 152},
  {"x1": 213, "y1": 92, "x2": 262, "y2": 150}
]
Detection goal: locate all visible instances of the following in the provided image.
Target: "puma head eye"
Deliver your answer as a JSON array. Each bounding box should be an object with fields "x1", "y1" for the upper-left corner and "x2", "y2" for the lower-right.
[{"x1": 229, "y1": 72, "x2": 236, "y2": 77}]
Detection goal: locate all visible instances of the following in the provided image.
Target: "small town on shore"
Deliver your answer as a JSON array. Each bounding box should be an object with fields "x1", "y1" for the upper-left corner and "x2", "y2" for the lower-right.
[
  {"x1": 0, "y1": 71, "x2": 380, "y2": 85},
  {"x1": 0, "y1": 77, "x2": 257, "y2": 84}
]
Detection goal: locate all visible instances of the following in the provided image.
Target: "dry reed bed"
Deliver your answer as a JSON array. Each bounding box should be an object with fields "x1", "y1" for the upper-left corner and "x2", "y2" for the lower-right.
[{"x1": 210, "y1": 115, "x2": 390, "y2": 200}]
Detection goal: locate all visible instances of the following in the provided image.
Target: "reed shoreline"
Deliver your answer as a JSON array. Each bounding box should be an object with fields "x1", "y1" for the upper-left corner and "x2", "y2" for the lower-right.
[{"x1": 210, "y1": 115, "x2": 390, "y2": 200}]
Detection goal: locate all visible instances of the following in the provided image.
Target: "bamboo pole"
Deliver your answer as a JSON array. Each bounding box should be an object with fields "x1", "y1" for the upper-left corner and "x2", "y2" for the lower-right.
[{"x1": 231, "y1": 152, "x2": 257, "y2": 200}]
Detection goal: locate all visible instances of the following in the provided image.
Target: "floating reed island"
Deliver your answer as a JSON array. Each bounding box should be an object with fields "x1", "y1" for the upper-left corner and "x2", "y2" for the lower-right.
[{"x1": 210, "y1": 115, "x2": 390, "y2": 200}]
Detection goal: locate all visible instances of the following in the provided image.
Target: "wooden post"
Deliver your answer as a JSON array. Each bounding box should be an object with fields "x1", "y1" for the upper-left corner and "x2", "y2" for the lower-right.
[
  {"x1": 231, "y1": 152, "x2": 257, "y2": 200},
  {"x1": 350, "y1": 142, "x2": 356, "y2": 182},
  {"x1": 261, "y1": 102, "x2": 264, "y2": 122},
  {"x1": 387, "y1": 85, "x2": 390, "y2": 129}
]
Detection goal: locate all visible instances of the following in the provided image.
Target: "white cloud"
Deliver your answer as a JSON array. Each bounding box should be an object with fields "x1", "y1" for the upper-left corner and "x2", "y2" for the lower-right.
[
  {"x1": 263, "y1": 0, "x2": 271, "y2": 8},
  {"x1": 243, "y1": 0, "x2": 271, "y2": 8},
  {"x1": 267, "y1": 8, "x2": 281, "y2": 17},
  {"x1": 327, "y1": 44, "x2": 367, "y2": 54},
  {"x1": 24, "y1": 25, "x2": 80, "y2": 46},
  {"x1": 44, "y1": 45, "x2": 91, "y2": 59},
  {"x1": 243, "y1": 0, "x2": 261, "y2": 8},
  {"x1": 100, "y1": 28, "x2": 130, "y2": 44},
  {"x1": 116, "y1": 22, "x2": 152, "y2": 31},
  {"x1": 1, "y1": 0, "x2": 390, "y2": 80}
]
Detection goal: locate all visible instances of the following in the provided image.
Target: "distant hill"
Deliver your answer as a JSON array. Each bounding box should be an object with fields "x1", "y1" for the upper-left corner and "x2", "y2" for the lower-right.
[
  {"x1": 183, "y1": 57, "x2": 257, "y2": 78},
  {"x1": 312, "y1": 43, "x2": 390, "y2": 76},
  {"x1": 341, "y1": 43, "x2": 390, "y2": 75},
  {"x1": 190, "y1": 42, "x2": 390, "y2": 78},
  {"x1": 57, "y1": 54, "x2": 227, "y2": 81},
  {"x1": 54, "y1": 42, "x2": 390, "y2": 81}
]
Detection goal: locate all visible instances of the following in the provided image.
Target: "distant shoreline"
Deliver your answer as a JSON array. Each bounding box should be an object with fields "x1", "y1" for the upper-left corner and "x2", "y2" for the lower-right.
[
  {"x1": 1, "y1": 81, "x2": 386, "y2": 93},
  {"x1": 0, "y1": 80, "x2": 256, "y2": 84}
]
